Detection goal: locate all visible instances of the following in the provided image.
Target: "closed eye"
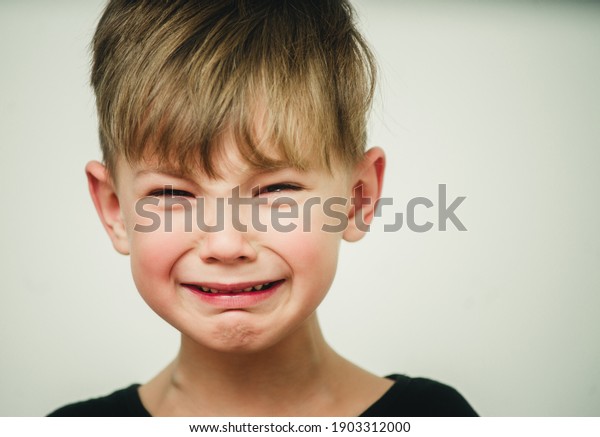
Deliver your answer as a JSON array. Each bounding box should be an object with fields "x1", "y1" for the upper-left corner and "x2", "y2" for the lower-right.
[
  {"x1": 256, "y1": 183, "x2": 303, "y2": 196},
  {"x1": 147, "y1": 187, "x2": 194, "y2": 197}
]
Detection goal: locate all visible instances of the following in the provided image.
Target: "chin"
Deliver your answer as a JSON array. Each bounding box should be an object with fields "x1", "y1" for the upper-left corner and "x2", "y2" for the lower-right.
[{"x1": 191, "y1": 322, "x2": 279, "y2": 354}]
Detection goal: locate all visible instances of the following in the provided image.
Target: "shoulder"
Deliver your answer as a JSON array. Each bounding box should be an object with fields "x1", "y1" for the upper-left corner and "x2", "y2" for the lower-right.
[
  {"x1": 361, "y1": 374, "x2": 478, "y2": 417},
  {"x1": 47, "y1": 384, "x2": 150, "y2": 417}
]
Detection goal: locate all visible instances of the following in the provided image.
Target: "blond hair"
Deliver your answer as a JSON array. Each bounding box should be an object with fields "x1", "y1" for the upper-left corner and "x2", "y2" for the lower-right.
[{"x1": 92, "y1": 0, "x2": 376, "y2": 178}]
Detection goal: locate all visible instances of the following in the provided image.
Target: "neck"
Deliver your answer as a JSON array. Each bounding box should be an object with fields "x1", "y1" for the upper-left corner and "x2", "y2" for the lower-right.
[{"x1": 145, "y1": 314, "x2": 350, "y2": 416}]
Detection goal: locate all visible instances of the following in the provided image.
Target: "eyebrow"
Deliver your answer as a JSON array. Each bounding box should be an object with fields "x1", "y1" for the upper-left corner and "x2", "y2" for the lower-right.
[
  {"x1": 133, "y1": 163, "x2": 304, "y2": 186},
  {"x1": 133, "y1": 166, "x2": 282, "y2": 185}
]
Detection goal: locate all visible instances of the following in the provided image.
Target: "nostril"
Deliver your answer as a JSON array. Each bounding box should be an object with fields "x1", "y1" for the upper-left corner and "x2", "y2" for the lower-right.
[{"x1": 203, "y1": 254, "x2": 251, "y2": 264}]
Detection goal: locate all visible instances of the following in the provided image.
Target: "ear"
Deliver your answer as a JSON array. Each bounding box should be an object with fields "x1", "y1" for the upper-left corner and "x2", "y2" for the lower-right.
[
  {"x1": 85, "y1": 161, "x2": 130, "y2": 255},
  {"x1": 343, "y1": 147, "x2": 386, "y2": 242}
]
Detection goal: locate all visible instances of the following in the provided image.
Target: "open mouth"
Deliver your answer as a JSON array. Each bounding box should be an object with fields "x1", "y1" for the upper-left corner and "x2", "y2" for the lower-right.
[{"x1": 184, "y1": 280, "x2": 284, "y2": 295}]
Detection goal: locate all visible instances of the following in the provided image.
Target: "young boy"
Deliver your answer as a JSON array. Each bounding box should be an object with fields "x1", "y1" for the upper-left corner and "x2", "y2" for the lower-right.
[{"x1": 50, "y1": 0, "x2": 476, "y2": 416}]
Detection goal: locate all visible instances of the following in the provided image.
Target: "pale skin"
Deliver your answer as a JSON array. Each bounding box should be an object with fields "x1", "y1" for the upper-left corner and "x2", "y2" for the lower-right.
[{"x1": 86, "y1": 140, "x2": 389, "y2": 416}]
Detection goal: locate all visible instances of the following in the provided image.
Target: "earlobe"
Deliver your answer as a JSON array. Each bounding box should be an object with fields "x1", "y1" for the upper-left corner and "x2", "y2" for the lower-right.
[
  {"x1": 343, "y1": 147, "x2": 386, "y2": 243},
  {"x1": 85, "y1": 161, "x2": 130, "y2": 255}
]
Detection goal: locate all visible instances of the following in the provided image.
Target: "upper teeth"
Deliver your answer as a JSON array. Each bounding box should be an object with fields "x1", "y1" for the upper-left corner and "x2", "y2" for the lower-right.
[{"x1": 198, "y1": 282, "x2": 271, "y2": 294}]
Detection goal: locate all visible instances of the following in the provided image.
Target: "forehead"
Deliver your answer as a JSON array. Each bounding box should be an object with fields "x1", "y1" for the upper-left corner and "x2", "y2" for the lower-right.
[
  {"x1": 113, "y1": 124, "x2": 350, "y2": 185},
  {"x1": 129, "y1": 143, "x2": 258, "y2": 181},
  {"x1": 112, "y1": 147, "x2": 352, "y2": 194}
]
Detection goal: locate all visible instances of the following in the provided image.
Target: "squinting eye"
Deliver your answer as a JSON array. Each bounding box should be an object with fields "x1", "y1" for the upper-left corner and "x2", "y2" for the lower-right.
[
  {"x1": 257, "y1": 183, "x2": 303, "y2": 196},
  {"x1": 148, "y1": 187, "x2": 194, "y2": 197}
]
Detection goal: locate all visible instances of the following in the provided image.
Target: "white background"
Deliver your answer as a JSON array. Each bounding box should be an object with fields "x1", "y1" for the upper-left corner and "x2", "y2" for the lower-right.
[{"x1": 1, "y1": 0, "x2": 599, "y2": 416}]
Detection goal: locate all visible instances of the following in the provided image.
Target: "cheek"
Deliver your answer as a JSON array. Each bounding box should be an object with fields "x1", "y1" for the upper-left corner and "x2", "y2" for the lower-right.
[
  {"x1": 128, "y1": 228, "x2": 190, "y2": 300},
  {"x1": 276, "y1": 225, "x2": 342, "y2": 294},
  {"x1": 268, "y1": 200, "x2": 344, "y2": 276},
  {"x1": 124, "y1": 203, "x2": 192, "y2": 280}
]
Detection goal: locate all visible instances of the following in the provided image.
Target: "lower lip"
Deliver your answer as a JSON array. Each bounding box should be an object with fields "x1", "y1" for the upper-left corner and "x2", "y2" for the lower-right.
[{"x1": 183, "y1": 281, "x2": 283, "y2": 309}]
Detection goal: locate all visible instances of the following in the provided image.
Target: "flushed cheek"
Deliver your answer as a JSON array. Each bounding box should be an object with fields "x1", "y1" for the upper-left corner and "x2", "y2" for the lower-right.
[
  {"x1": 128, "y1": 230, "x2": 190, "y2": 303},
  {"x1": 289, "y1": 206, "x2": 343, "y2": 270},
  {"x1": 278, "y1": 229, "x2": 341, "y2": 297},
  {"x1": 294, "y1": 233, "x2": 338, "y2": 269}
]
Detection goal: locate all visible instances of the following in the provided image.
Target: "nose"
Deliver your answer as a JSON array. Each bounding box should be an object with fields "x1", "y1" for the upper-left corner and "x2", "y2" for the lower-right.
[
  {"x1": 197, "y1": 209, "x2": 257, "y2": 264},
  {"x1": 198, "y1": 229, "x2": 257, "y2": 264}
]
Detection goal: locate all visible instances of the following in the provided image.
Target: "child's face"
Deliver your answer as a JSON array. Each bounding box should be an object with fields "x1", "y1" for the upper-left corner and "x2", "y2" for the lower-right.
[{"x1": 87, "y1": 139, "x2": 384, "y2": 353}]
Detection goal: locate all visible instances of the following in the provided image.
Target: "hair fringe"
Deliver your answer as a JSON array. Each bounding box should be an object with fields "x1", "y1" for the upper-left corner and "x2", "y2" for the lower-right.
[{"x1": 92, "y1": 0, "x2": 376, "y2": 179}]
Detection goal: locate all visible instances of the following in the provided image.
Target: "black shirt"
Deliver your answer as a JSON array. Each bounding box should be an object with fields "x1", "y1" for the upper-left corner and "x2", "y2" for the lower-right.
[{"x1": 48, "y1": 374, "x2": 478, "y2": 417}]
